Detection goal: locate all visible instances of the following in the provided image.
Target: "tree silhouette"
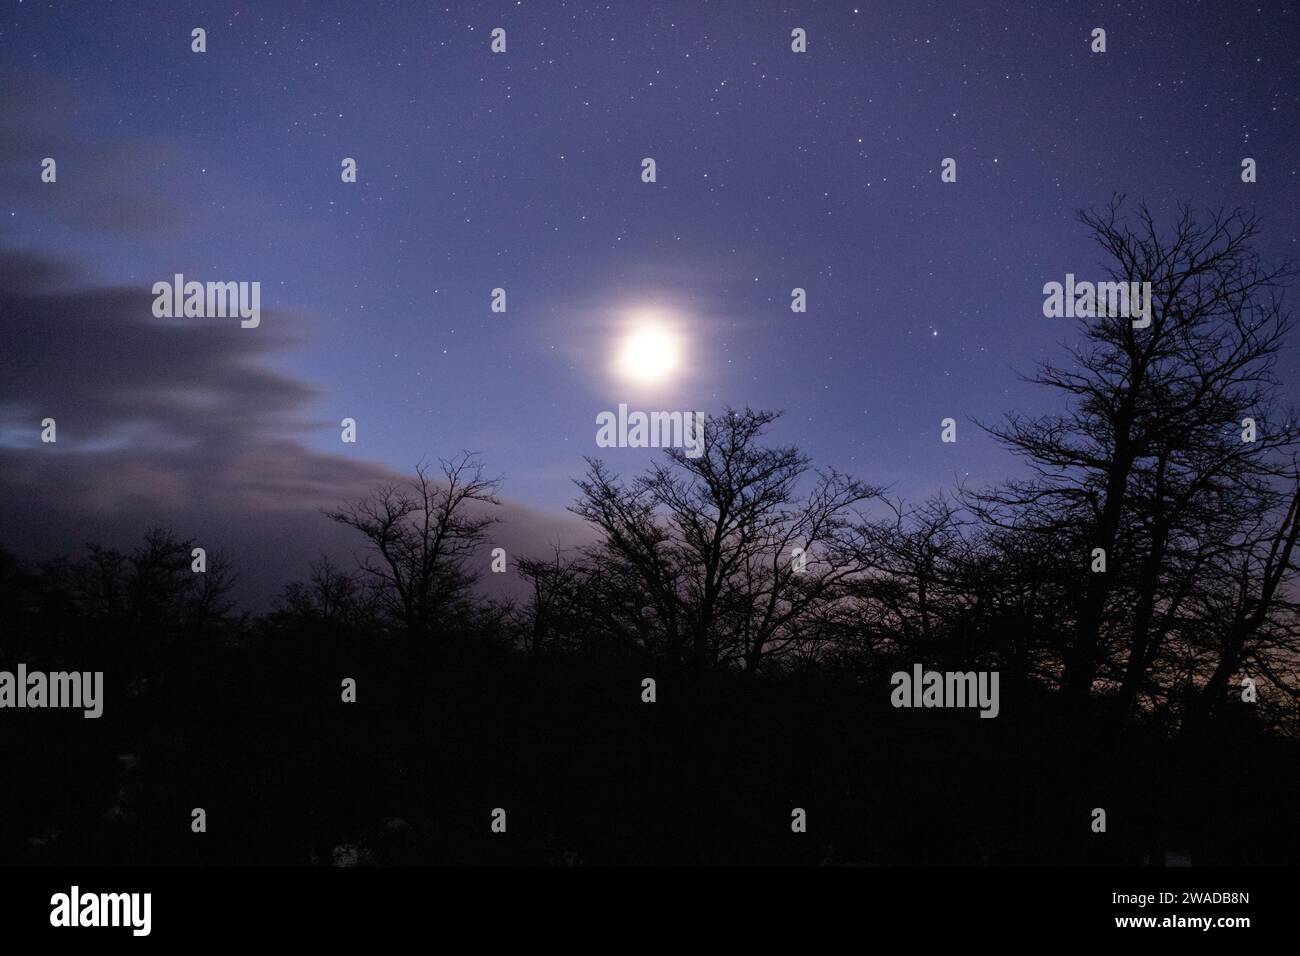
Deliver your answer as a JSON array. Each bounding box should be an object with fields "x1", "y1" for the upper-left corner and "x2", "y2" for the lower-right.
[
  {"x1": 326, "y1": 453, "x2": 502, "y2": 643},
  {"x1": 569, "y1": 408, "x2": 880, "y2": 673},
  {"x1": 972, "y1": 199, "x2": 1299, "y2": 719}
]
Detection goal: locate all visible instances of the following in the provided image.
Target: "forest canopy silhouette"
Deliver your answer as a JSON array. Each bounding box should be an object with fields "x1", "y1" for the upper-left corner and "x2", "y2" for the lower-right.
[{"x1": 2, "y1": 201, "x2": 1298, "y2": 865}]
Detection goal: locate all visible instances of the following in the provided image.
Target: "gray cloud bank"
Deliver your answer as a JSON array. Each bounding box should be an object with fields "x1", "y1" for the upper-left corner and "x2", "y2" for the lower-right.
[{"x1": 0, "y1": 248, "x2": 587, "y2": 609}]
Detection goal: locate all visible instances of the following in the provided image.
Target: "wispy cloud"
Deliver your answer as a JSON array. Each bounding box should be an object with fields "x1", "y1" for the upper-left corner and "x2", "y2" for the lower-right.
[{"x1": 0, "y1": 248, "x2": 587, "y2": 607}]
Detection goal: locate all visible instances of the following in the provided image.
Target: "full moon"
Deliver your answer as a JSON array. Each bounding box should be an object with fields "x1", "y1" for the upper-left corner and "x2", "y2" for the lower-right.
[{"x1": 613, "y1": 315, "x2": 684, "y2": 386}]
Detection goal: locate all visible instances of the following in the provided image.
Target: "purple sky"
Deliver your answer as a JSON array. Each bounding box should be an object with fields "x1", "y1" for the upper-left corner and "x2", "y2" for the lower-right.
[{"x1": 2, "y1": 1, "x2": 1298, "y2": 606}]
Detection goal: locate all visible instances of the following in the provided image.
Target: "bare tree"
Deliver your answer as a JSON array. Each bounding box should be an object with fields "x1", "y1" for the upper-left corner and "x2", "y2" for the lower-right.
[
  {"x1": 279, "y1": 554, "x2": 379, "y2": 629},
  {"x1": 326, "y1": 453, "x2": 501, "y2": 643},
  {"x1": 569, "y1": 408, "x2": 880, "y2": 673},
  {"x1": 1181, "y1": 472, "x2": 1300, "y2": 734},
  {"x1": 514, "y1": 545, "x2": 595, "y2": 656},
  {"x1": 844, "y1": 495, "x2": 971, "y2": 650},
  {"x1": 971, "y1": 199, "x2": 1298, "y2": 718}
]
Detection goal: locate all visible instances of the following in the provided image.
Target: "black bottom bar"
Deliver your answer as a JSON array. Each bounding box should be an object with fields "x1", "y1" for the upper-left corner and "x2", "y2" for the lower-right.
[{"x1": 0, "y1": 864, "x2": 1279, "y2": 942}]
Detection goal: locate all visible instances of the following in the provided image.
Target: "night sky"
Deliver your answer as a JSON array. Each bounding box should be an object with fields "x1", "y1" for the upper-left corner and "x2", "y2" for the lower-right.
[{"x1": 2, "y1": 1, "x2": 1299, "y2": 605}]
